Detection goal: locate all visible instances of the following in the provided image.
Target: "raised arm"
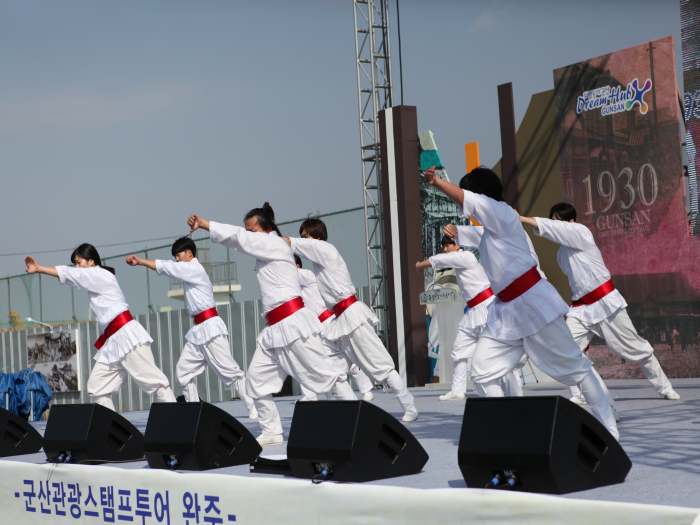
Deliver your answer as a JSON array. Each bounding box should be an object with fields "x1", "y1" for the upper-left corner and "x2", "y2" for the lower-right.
[
  {"x1": 288, "y1": 237, "x2": 337, "y2": 267},
  {"x1": 209, "y1": 221, "x2": 292, "y2": 262},
  {"x1": 126, "y1": 255, "x2": 157, "y2": 271},
  {"x1": 429, "y1": 251, "x2": 474, "y2": 270},
  {"x1": 423, "y1": 166, "x2": 464, "y2": 206},
  {"x1": 415, "y1": 259, "x2": 432, "y2": 274},
  {"x1": 454, "y1": 225, "x2": 484, "y2": 249},
  {"x1": 25, "y1": 256, "x2": 59, "y2": 278},
  {"x1": 526, "y1": 217, "x2": 593, "y2": 250}
]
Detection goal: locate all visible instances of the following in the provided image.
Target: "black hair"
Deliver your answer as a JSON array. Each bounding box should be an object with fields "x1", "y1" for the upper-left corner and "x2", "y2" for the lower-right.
[
  {"x1": 71, "y1": 244, "x2": 116, "y2": 275},
  {"x1": 458, "y1": 166, "x2": 505, "y2": 202},
  {"x1": 441, "y1": 235, "x2": 456, "y2": 246},
  {"x1": 244, "y1": 202, "x2": 282, "y2": 237},
  {"x1": 549, "y1": 202, "x2": 577, "y2": 222},
  {"x1": 171, "y1": 236, "x2": 197, "y2": 258},
  {"x1": 294, "y1": 255, "x2": 302, "y2": 268},
  {"x1": 299, "y1": 218, "x2": 328, "y2": 241}
]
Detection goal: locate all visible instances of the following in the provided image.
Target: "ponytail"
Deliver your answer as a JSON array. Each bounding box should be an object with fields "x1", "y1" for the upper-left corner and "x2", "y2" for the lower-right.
[
  {"x1": 244, "y1": 202, "x2": 283, "y2": 237},
  {"x1": 71, "y1": 243, "x2": 116, "y2": 275}
]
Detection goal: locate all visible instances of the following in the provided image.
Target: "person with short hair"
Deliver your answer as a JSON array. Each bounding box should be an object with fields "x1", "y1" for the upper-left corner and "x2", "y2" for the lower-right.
[
  {"x1": 294, "y1": 254, "x2": 375, "y2": 402},
  {"x1": 125, "y1": 236, "x2": 257, "y2": 418},
  {"x1": 416, "y1": 235, "x2": 522, "y2": 400},
  {"x1": 25, "y1": 244, "x2": 177, "y2": 411},
  {"x1": 519, "y1": 202, "x2": 680, "y2": 402},
  {"x1": 284, "y1": 218, "x2": 418, "y2": 423},
  {"x1": 423, "y1": 165, "x2": 619, "y2": 439},
  {"x1": 187, "y1": 203, "x2": 357, "y2": 447}
]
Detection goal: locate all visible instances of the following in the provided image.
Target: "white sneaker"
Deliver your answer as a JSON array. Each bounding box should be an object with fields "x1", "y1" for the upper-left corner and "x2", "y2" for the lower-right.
[
  {"x1": 363, "y1": 392, "x2": 374, "y2": 401},
  {"x1": 294, "y1": 396, "x2": 318, "y2": 404},
  {"x1": 402, "y1": 409, "x2": 418, "y2": 423},
  {"x1": 569, "y1": 395, "x2": 587, "y2": 406},
  {"x1": 249, "y1": 408, "x2": 259, "y2": 420},
  {"x1": 611, "y1": 429, "x2": 620, "y2": 442},
  {"x1": 439, "y1": 391, "x2": 466, "y2": 401},
  {"x1": 663, "y1": 390, "x2": 681, "y2": 400},
  {"x1": 256, "y1": 434, "x2": 283, "y2": 447},
  {"x1": 612, "y1": 406, "x2": 621, "y2": 422}
]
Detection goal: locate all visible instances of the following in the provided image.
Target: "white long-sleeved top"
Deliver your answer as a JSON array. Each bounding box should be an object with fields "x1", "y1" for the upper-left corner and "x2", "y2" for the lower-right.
[
  {"x1": 456, "y1": 225, "x2": 546, "y2": 279},
  {"x1": 429, "y1": 250, "x2": 494, "y2": 330},
  {"x1": 289, "y1": 237, "x2": 377, "y2": 341},
  {"x1": 155, "y1": 258, "x2": 228, "y2": 345},
  {"x1": 56, "y1": 266, "x2": 152, "y2": 364},
  {"x1": 533, "y1": 218, "x2": 627, "y2": 324},
  {"x1": 209, "y1": 222, "x2": 322, "y2": 349},
  {"x1": 458, "y1": 190, "x2": 568, "y2": 340},
  {"x1": 297, "y1": 268, "x2": 328, "y2": 317}
]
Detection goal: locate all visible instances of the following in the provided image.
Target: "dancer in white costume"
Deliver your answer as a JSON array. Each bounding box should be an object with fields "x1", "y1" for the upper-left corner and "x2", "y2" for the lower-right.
[
  {"x1": 187, "y1": 204, "x2": 356, "y2": 447},
  {"x1": 285, "y1": 218, "x2": 418, "y2": 422},
  {"x1": 125, "y1": 236, "x2": 258, "y2": 418},
  {"x1": 295, "y1": 255, "x2": 375, "y2": 402},
  {"x1": 424, "y1": 166, "x2": 619, "y2": 439},
  {"x1": 519, "y1": 203, "x2": 680, "y2": 406},
  {"x1": 416, "y1": 235, "x2": 522, "y2": 399},
  {"x1": 24, "y1": 245, "x2": 177, "y2": 410}
]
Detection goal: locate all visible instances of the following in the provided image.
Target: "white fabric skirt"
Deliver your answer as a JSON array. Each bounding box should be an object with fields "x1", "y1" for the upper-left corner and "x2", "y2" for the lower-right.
[
  {"x1": 184, "y1": 315, "x2": 229, "y2": 345},
  {"x1": 95, "y1": 320, "x2": 153, "y2": 365},
  {"x1": 325, "y1": 301, "x2": 378, "y2": 341},
  {"x1": 256, "y1": 307, "x2": 323, "y2": 350},
  {"x1": 566, "y1": 289, "x2": 627, "y2": 325}
]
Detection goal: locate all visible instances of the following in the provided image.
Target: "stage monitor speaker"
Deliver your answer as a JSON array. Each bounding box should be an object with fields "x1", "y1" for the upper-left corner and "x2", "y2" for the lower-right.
[
  {"x1": 0, "y1": 407, "x2": 43, "y2": 457},
  {"x1": 458, "y1": 396, "x2": 632, "y2": 494},
  {"x1": 43, "y1": 404, "x2": 144, "y2": 464},
  {"x1": 287, "y1": 400, "x2": 429, "y2": 482},
  {"x1": 143, "y1": 402, "x2": 262, "y2": 471}
]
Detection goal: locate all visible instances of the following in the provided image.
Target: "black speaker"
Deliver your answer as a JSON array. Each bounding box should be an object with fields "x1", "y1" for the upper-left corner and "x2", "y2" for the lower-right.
[
  {"x1": 458, "y1": 396, "x2": 632, "y2": 494},
  {"x1": 287, "y1": 400, "x2": 429, "y2": 482},
  {"x1": 143, "y1": 402, "x2": 262, "y2": 470},
  {"x1": 0, "y1": 408, "x2": 43, "y2": 457},
  {"x1": 43, "y1": 404, "x2": 144, "y2": 464}
]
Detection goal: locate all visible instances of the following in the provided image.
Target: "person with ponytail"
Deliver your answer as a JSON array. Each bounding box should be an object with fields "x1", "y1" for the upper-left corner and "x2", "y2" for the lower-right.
[
  {"x1": 125, "y1": 237, "x2": 258, "y2": 418},
  {"x1": 284, "y1": 218, "x2": 419, "y2": 423},
  {"x1": 187, "y1": 203, "x2": 357, "y2": 447},
  {"x1": 24, "y1": 244, "x2": 177, "y2": 410}
]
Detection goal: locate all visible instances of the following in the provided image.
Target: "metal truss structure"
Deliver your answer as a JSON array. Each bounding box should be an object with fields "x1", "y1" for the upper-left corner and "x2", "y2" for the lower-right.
[{"x1": 353, "y1": 0, "x2": 393, "y2": 343}]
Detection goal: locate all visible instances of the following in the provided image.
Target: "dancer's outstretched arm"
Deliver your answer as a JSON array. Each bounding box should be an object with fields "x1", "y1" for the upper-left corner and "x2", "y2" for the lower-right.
[
  {"x1": 423, "y1": 166, "x2": 464, "y2": 206},
  {"x1": 415, "y1": 259, "x2": 432, "y2": 274},
  {"x1": 25, "y1": 256, "x2": 59, "y2": 278},
  {"x1": 126, "y1": 255, "x2": 157, "y2": 271},
  {"x1": 188, "y1": 214, "x2": 210, "y2": 232}
]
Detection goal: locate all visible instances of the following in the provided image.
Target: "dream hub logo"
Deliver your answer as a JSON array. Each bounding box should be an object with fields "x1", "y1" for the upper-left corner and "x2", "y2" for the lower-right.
[{"x1": 576, "y1": 78, "x2": 652, "y2": 116}]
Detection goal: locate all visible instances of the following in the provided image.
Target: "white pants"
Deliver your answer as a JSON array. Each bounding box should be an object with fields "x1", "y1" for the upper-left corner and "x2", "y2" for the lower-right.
[
  {"x1": 567, "y1": 308, "x2": 673, "y2": 396},
  {"x1": 247, "y1": 333, "x2": 356, "y2": 436},
  {"x1": 336, "y1": 321, "x2": 415, "y2": 413},
  {"x1": 176, "y1": 335, "x2": 254, "y2": 411},
  {"x1": 471, "y1": 318, "x2": 618, "y2": 436},
  {"x1": 88, "y1": 344, "x2": 177, "y2": 410},
  {"x1": 450, "y1": 324, "x2": 483, "y2": 394}
]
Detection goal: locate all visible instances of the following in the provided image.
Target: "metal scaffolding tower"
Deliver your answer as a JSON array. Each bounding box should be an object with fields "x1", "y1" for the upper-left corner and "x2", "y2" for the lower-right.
[{"x1": 353, "y1": 0, "x2": 393, "y2": 343}]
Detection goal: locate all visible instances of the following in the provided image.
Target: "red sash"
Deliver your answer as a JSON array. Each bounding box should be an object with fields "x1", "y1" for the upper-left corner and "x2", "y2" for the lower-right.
[
  {"x1": 266, "y1": 297, "x2": 305, "y2": 326},
  {"x1": 333, "y1": 295, "x2": 358, "y2": 317},
  {"x1": 467, "y1": 287, "x2": 494, "y2": 308},
  {"x1": 94, "y1": 311, "x2": 134, "y2": 350},
  {"x1": 571, "y1": 280, "x2": 615, "y2": 307},
  {"x1": 193, "y1": 307, "x2": 219, "y2": 325},
  {"x1": 318, "y1": 309, "x2": 334, "y2": 323},
  {"x1": 497, "y1": 266, "x2": 542, "y2": 303}
]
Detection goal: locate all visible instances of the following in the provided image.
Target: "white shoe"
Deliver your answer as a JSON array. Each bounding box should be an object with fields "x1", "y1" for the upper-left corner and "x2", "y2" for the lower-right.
[
  {"x1": 256, "y1": 434, "x2": 283, "y2": 447},
  {"x1": 663, "y1": 390, "x2": 681, "y2": 400},
  {"x1": 569, "y1": 395, "x2": 587, "y2": 406},
  {"x1": 612, "y1": 406, "x2": 621, "y2": 422},
  {"x1": 294, "y1": 396, "x2": 318, "y2": 404},
  {"x1": 611, "y1": 429, "x2": 620, "y2": 442},
  {"x1": 439, "y1": 391, "x2": 466, "y2": 401},
  {"x1": 402, "y1": 409, "x2": 418, "y2": 423},
  {"x1": 249, "y1": 408, "x2": 259, "y2": 420},
  {"x1": 363, "y1": 392, "x2": 374, "y2": 401}
]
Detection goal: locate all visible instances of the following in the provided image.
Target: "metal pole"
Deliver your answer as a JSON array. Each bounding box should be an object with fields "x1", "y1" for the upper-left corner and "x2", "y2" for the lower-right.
[
  {"x1": 39, "y1": 274, "x2": 43, "y2": 322},
  {"x1": 227, "y1": 248, "x2": 235, "y2": 303},
  {"x1": 7, "y1": 278, "x2": 11, "y2": 329},
  {"x1": 145, "y1": 248, "x2": 155, "y2": 314},
  {"x1": 71, "y1": 287, "x2": 77, "y2": 322}
]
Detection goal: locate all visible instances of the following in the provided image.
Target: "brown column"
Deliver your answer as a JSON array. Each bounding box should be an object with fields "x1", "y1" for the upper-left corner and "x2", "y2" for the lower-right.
[
  {"x1": 498, "y1": 82, "x2": 521, "y2": 211},
  {"x1": 378, "y1": 105, "x2": 430, "y2": 387}
]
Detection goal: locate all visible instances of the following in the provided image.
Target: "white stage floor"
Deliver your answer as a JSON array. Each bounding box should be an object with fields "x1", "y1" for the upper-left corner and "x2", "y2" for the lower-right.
[{"x1": 7, "y1": 378, "x2": 700, "y2": 510}]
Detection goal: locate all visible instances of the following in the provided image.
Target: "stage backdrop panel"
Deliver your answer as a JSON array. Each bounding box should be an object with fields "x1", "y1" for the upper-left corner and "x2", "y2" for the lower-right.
[
  {"x1": 554, "y1": 36, "x2": 700, "y2": 378},
  {"x1": 682, "y1": 0, "x2": 700, "y2": 236}
]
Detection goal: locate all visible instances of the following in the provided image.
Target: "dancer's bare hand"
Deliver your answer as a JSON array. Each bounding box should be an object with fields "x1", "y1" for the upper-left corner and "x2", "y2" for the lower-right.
[
  {"x1": 188, "y1": 214, "x2": 210, "y2": 232},
  {"x1": 415, "y1": 261, "x2": 424, "y2": 275},
  {"x1": 423, "y1": 166, "x2": 437, "y2": 186},
  {"x1": 25, "y1": 256, "x2": 39, "y2": 273},
  {"x1": 126, "y1": 255, "x2": 140, "y2": 266},
  {"x1": 443, "y1": 224, "x2": 458, "y2": 239},
  {"x1": 283, "y1": 236, "x2": 292, "y2": 246}
]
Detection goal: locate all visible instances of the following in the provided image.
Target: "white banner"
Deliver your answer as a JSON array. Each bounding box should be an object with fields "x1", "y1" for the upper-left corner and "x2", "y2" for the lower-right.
[{"x1": 2, "y1": 460, "x2": 699, "y2": 525}]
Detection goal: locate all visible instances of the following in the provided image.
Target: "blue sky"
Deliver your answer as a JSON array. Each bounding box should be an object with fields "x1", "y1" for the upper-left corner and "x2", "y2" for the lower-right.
[{"x1": 0, "y1": 0, "x2": 683, "y2": 321}]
